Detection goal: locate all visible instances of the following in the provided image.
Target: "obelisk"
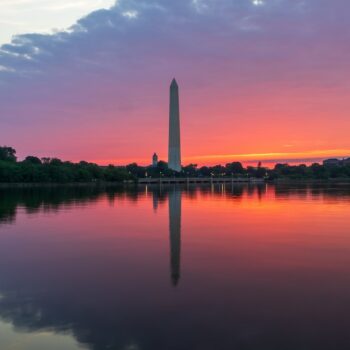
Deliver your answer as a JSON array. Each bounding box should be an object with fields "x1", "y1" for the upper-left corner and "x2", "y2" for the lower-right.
[{"x1": 168, "y1": 79, "x2": 181, "y2": 172}]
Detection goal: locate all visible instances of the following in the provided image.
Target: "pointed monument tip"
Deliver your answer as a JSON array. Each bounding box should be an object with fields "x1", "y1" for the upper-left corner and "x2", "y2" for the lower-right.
[{"x1": 171, "y1": 78, "x2": 178, "y2": 86}]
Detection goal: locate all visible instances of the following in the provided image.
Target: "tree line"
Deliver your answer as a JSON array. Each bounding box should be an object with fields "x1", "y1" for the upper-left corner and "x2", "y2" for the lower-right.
[
  {"x1": 0, "y1": 147, "x2": 131, "y2": 183},
  {"x1": 1, "y1": 146, "x2": 350, "y2": 183}
]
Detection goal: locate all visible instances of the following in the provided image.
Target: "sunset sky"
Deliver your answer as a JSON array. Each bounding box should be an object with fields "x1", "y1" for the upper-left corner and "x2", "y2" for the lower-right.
[{"x1": 0, "y1": 0, "x2": 349, "y2": 166}]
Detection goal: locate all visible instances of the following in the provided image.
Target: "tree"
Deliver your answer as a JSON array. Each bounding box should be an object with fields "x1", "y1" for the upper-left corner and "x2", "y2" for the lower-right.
[
  {"x1": 157, "y1": 161, "x2": 168, "y2": 171},
  {"x1": 41, "y1": 157, "x2": 51, "y2": 164},
  {"x1": 0, "y1": 146, "x2": 17, "y2": 162},
  {"x1": 104, "y1": 165, "x2": 131, "y2": 182},
  {"x1": 50, "y1": 158, "x2": 63, "y2": 166},
  {"x1": 247, "y1": 166, "x2": 257, "y2": 177},
  {"x1": 211, "y1": 165, "x2": 226, "y2": 176},
  {"x1": 23, "y1": 156, "x2": 42, "y2": 165},
  {"x1": 256, "y1": 163, "x2": 267, "y2": 178},
  {"x1": 225, "y1": 162, "x2": 244, "y2": 175},
  {"x1": 198, "y1": 166, "x2": 211, "y2": 177},
  {"x1": 0, "y1": 161, "x2": 21, "y2": 182},
  {"x1": 126, "y1": 163, "x2": 146, "y2": 178},
  {"x1": 310, "y1": 163, "x2": 328, "y2": 179},
  {"x1": 182, "y1": 164, "x2": 198, "y2": 177}
]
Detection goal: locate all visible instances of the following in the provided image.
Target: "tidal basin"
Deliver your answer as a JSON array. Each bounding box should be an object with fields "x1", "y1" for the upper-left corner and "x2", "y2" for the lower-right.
[{"x1": 0, "y1": 183, "x2": 350, "y2": 350}]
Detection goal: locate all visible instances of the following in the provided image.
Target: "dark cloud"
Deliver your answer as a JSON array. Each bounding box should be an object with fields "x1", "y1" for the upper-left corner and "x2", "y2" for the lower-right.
[{"x1": 0, "y1": 0, "x2": 318, "y2": 79}]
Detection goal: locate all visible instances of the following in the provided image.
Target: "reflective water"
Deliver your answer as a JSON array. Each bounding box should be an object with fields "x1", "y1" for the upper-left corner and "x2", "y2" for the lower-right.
[{"x1": 0, "y1": 184, "x2": 350, "y2": 350}]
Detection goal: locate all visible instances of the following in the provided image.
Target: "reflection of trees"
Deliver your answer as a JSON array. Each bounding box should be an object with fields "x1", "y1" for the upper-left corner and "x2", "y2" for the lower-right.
[
  {"x1": 247, "y1": 184, "x2": 255, "y2": 197},
  {"x1": 231, "y1": 184, "x2": 245, "y2": 198},
  {"x1": 257, "y1": 183, "x2": 267, "y2": 200},
  {"x1": 0, "y1": 198, "x2": 17, "y2": 224},
  {"x1": 0, "y1": 186, "x2": 146, "y2": 225},
  {"x1": 274, "y1": 183, "x2": 350, "y2": 201},
  {"x1": 0, "y1": 187, "x2": 104, "y2": 224},
  {"x1": 2, "y1": 184, "x2": 350, "y2": 226}
]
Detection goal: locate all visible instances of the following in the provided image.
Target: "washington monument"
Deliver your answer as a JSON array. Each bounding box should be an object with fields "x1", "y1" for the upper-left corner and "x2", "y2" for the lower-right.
[{"x1": 168, "y1": 79, "x2": 182, "y2": 172}]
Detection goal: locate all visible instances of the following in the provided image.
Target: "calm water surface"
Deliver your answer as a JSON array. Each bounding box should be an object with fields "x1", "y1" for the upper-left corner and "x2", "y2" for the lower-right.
[{"x1": 0, "y1": 184, "x2": 350, "y2": 350}]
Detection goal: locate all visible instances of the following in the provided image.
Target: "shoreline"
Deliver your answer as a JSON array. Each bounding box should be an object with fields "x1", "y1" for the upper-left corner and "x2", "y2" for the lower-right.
[
  {"x1": 0, "y1": 181, "x2": 131, "y2": 189},
  {"x1": 1, "y1": 178, "x2": 350, "y2": 188}
]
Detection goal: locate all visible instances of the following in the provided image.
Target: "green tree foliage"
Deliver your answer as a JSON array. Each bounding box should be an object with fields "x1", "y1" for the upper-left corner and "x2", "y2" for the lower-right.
[
  {"x1": 104, "y1": 165, "x2": 130, "y2": 182},
  {"x1": 0, "y1": 146, "x2": 349, "y2": 183},
  {"x1": 182, "y1": 164, "x2": 198, "y2": 177},
  {"x1": 24, "y1": 156, "x2": 42, "y2": 165},
  {"x1": 0, "y1": 146, "x2": 132, "y2": 183},
  {"x1": 225, "y1": 162, "x2": 245, "y2": 175},
  {"x1": 126, "y1": 163, "x2": 146, "y2": 178},
  {"x1": 0, "y1": 146, "x2": 17, "y2": 162}
]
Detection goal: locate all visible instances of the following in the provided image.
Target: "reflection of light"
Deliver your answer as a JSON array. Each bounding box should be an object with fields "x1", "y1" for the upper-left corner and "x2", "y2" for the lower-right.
[{"x1": 252, "y1": 0, "x2": 264, "y2": 5}]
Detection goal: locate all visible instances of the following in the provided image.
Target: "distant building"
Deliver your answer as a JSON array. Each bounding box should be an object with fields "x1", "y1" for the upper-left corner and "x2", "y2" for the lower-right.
[
  {"x1": 323, "y1": 158, "x2": 341, "y2": 167},
  {"x1": 152, "y1": 153, "x2": 158, "y2": 167}
]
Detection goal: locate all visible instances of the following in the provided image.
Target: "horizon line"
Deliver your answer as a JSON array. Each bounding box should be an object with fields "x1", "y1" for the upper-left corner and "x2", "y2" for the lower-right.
[{"x1": 85, "y1": 148, "x2": 350, "y2": 166}]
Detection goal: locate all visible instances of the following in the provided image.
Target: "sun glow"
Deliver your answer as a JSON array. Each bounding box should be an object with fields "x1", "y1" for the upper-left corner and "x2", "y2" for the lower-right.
[{"x1": 89, "y1": 149, "x2": 350, "y2": 167}]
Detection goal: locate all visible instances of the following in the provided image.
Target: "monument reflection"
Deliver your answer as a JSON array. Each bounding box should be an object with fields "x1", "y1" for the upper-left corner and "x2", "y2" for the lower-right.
[
  {"x1": 151, "y1": 185, "x2": 182, "y2": 286},
  {"x1": 168, "y1": 188, "x2": 181, "y2": 286}
]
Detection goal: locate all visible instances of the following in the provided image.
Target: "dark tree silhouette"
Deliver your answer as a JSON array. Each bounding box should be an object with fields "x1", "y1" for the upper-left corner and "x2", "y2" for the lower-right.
[{"x1": 0, "y1": 146, "x2": 17, "y2": 162}]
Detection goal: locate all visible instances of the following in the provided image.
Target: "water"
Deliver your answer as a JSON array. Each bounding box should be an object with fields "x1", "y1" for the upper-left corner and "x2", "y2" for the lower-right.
[{"x1": 0, "y1": 184, "x2": 350, "y2": 350}]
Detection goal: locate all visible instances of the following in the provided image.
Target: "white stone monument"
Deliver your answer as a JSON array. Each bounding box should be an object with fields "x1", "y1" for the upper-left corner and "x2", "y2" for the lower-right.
[{"x1": 168, "y1": 79, "x2": 181, "y2": 172}]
